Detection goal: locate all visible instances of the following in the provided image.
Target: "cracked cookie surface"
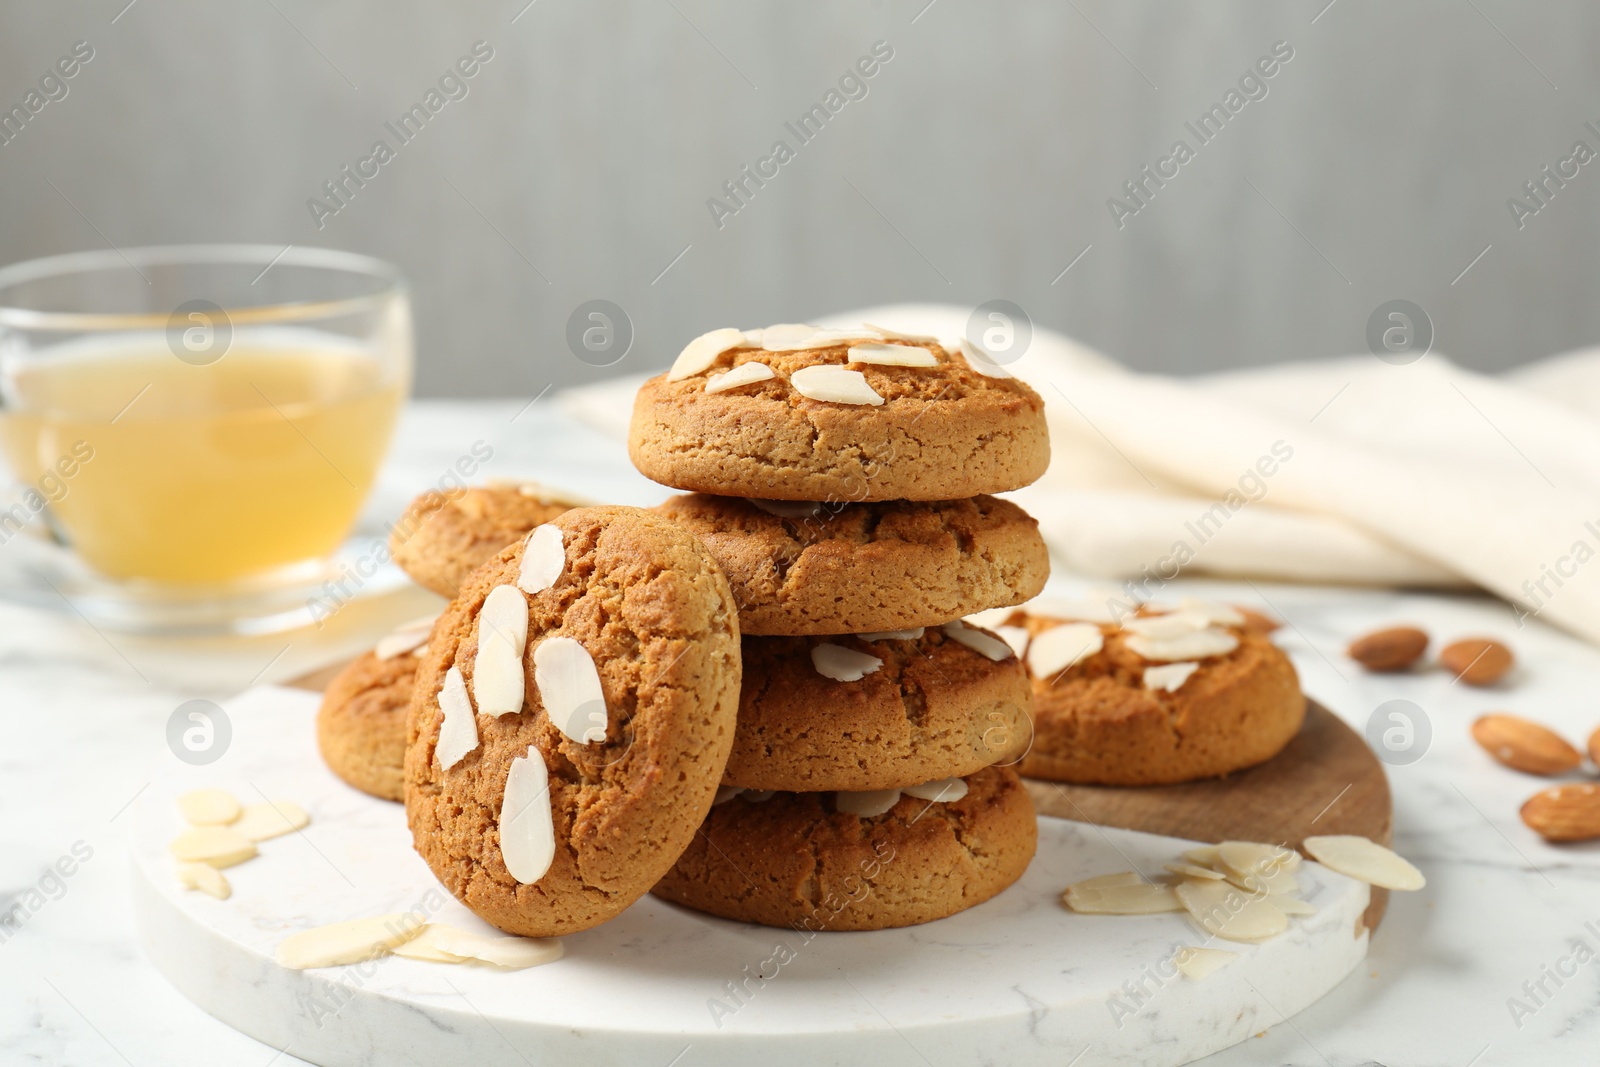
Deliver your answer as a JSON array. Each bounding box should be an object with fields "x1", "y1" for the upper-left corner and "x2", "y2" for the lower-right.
[
  {"x1": 655, "y1": 494, "x2": 1048, "y2": 635},
  {"x1": 317, "y1": 649, "x2": 421, "y2": 802},
  {"x1": 405, "y1": 505, "x2": 742, "y2": 937},
  {"x1": 390, "y1": 484, "x2": 578, "y2": 597}
]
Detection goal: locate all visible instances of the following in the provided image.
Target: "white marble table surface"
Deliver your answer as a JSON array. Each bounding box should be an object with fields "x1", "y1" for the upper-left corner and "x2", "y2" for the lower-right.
[{"x1": 3, "y1": 399, "x2": 1597, "y2": 1066}]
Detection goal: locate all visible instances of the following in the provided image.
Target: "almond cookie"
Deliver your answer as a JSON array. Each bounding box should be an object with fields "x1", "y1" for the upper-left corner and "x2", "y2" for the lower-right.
[
  {"x1": 629, "y1": 327, "x2": 1049, "y2": 501},
  {"x1": 316, "y1": 633, "x2": 429, "y2": 802},
  {"x1": 1013, "y1": 602, "x2": 1304, "y2": 785},
  {"x1": 652, "y1": 765, "x2": 1037, "y2": 930},
  {"x1": 389, "y1": 483, "x2": 581, "y2": 597},
  {"x1": 655, "y1": 494, "x2": 1049, "y2": 635},
  {"x1": 725, "y1": 626, "x2": 1032, "y2": 792},
  {"x1": 405, "y1": 505, "x2": 741, "y2": 937}
]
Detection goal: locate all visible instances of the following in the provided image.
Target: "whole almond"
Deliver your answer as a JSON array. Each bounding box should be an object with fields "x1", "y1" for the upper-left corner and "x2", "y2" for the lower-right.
[
  {"x1": 1471, "y1": 714, "x2": 1580, "y2": 776},
  {"x1": 1235, "y1": 606, "x2": 1282, "y2": 635},
  {"x1": 1521, "y1": 784, "x2": 1600, "y2": 842},
  {"x1": 1441, "y1": 638, "x2": 1513, "y2": 686},
  {"x1": 1347, "y1": 626, "x2": 1429, "y2": 672}
]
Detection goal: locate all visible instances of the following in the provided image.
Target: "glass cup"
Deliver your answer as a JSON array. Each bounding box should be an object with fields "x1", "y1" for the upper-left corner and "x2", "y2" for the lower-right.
[{"x1": 0, "y1": 244, "x2": 413, "y2": 634}]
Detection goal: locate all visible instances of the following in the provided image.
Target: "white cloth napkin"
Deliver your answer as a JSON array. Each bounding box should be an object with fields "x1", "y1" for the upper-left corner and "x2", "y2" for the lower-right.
[{"x1": 560, "y1": 305, "x2": 1600, "y2": 645}]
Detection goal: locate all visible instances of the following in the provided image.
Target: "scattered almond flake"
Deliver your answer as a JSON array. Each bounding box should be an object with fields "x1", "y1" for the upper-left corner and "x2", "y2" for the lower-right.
[
  {"x1": 436, "y1": 666, "x2": 480, "y2": 770},
  {"x1": 275, "y1": 914, "x2": 423, "y2": 970},
  {"x1": 170, "y1": 826, "x2": 257, "y2": 867},
  {"x1": 472, "y1": 585, "x2": 529, "y2": 716},
  {"x1": 743, "y1": 790, "x2": 776, "y2": 803},
  {"x1": 375, "y1": 627, "x2": 430, "y2": 661},
  {"x1": 1065, "y1": 883, "x2": 1182, "y2": 915},
  {"x1": 178, "y1": 789, "x2": 241, "y2": 827},
  {"x1": 745, "y1": 498, "x2": 823, "y2": 519},
  {"x1": 1220, "y1": 864, "x2": 1300, "y2": 897},
  {"x1": 393, "y1": 924, "x2": 564, "y2": 970},
  {"x1": 963, "y1": 607, "x2": 1016, "y2": 629},
  {"x1": 518, "y1": 524, "x2": 565, "y2": 595},
  {"x1": 1027, "y1": 622, "x2": 1105, "y2": 678},
  {"x1": 176, "y1": 861, "x2": 231, "y2": 900},
  {"x1": 862, "y1": 322, "x2": 940, "y2": 344},
  {"x1": 847, "y1": 342, "x2": 939, "y2": 368},
  {"x1": 1176, "y1": 598, "x2": 1246, "y2": 627},
  {"x1": 1120, "y1": 611, "x2": 1213, "y2": 639},
  {"x1": 1144, "y1": 661, "x2": 1200, "y2": 693},
  {"x1": 940, "y1": 620, "x2": 1014, "y2": 661},
  {"x1": 835, "y1": 789, "x2": 901, "y2": 817},
  {"x1": 1165, "y1": 862, "x2": 1226, "y2": 881},
  {"x1": 1270, "y1": 895, "x2": 1318, "y2": 916},
  {"x1": 667, "y1": 327, "x2": 747, "y2": 381},
  {"x1": 811, "y1": 643, "x2": 883, "y2": 682},
  {"x1": 533, "y1": 636, "x2": 609, "y2": 743},
  {"x1": 901, "y1": 777, "x2": 968, "y2": 803},
  {"x1": 994, "y1": 625, "x2": 1031, "y2": 658},
  {"x1": 501, "y1": 746, "x2": 556, "y2": 885},
  {"x1": 1303, "y1": 835, "x2": 1425, "y2": 891},
  {"x1": 1023, "y1": 597, "x2": 1119, "y2": 624},
  {"x1": 1217, "y1": 840, "x2": 1301, "y2": 874},
  {"x1": 1175, "y1": 880, "x2": 1288, "y2": 943},
  {"x1": 712, "y1": 785, "x2": 743, "y2": 805},
  {"x1": 789, "y1": 365, "x2": 884, "y2": 406},
  {"x1": 1126, "y1": 626, "x2": 1240, "y2": 663},
  {"x1": 1174, "y1": 946, "x2": 1239, "y2": 980},
  {"x1": 761, "y1": 323, "x2": 872, "y2": 351},
  {"x1": 955, "y1": 337, "x2": 1013, "y2": 379},
  {"x1": 1183, "y1": 845, "x2": 1221, "y2": 867},
  {"x1": 857, "y1": 627, "x2": 925, "y2": 642},
  {"x1": 1068, "y1": 871, "x2": 1146, "y2": 892},
  {"x1": 705, "y1": 361, "x2": 776, "y2": 393},
  {"x1": 233, "y1": 801, "x2": 310, "y2": 843}
]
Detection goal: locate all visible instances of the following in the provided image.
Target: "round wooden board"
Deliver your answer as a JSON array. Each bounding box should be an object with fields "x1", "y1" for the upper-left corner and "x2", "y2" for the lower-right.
[{"x1": 1023, "y1": 699, "x2": 1393, "y2": 932}]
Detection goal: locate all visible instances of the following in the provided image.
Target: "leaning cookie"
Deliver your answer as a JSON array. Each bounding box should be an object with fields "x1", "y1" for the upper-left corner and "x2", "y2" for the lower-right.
[
  {"x1": 725, "y1": 625, "x2": 1032, "y2": 792},
  {"x1": 389, "y1": 483, "x2": 582, "y2": 597},
  {"x1": 405, "y1": 506, "x2": 742, "y2": 938},
  {"x1": 1014, "y1": 601, "x2": 1304, "y2": 786},
  {"x1": 629, "y1": 325, "x2": 1049, "y2": 502},
  {"x1": 316, "y1": 621, "x2": 432, "y2": 802},
  {"x1": 655, "y1": 494, "x2": 1049, "y2": 635},
  {"x1": 652, "y1": 765, "x2": 1037, "y2": 931}
]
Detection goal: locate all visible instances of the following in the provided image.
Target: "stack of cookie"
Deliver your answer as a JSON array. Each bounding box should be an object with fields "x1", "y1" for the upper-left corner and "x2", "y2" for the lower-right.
[{"x1": 629, "y1": 322, "x2": 1053, "y2": 930}]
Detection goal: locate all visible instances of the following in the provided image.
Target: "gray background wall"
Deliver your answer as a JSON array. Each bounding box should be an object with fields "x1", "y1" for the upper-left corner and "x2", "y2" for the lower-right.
[{"x1": 1, "y1": 0, "x2": 1597, "y2": 397}]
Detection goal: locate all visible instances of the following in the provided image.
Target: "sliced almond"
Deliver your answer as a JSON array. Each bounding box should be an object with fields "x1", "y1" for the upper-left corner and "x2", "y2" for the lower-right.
[
  {"x1": 789, "y1": 365, "x2": 884, "y2": 406},
  {"x1": 901, "y1": 777, "x2": 968, "y2": 803},
  {"x1": 1217, "y1": 840, "x2": 1301, "y2": 874},
  {"x1": 176, "y1": 861, "x2": 231, "y2": 899},
  {"x1": 473, "y1": 585, "x2": 529, "y2": 716},
  {"x1": 518, "y1": 524, "x2": 565, "y2": 595},
  {"x1": 835, "y1": 789, "x2": 901, "y2": 817},
  {"x1": 994, "y1": 625, "x2": 1031, "y2": 658},
  {"x1": 170, "y1": 826, "x2": 257, "y2": 867},
  {"x1": 761, "y1": 324, "x2": 869, "y2": 351},
  {"x1": 1269, "y1": 895, "x2": 1317, "y2": 916},
  {"x1": 233, "y1": 801, "x2": 310, "y2": 842},
  {"x1": 390, "y1": 929, "x2": 464, "y2": 963},
  {"x1": 394, "y1": 924, "x2": 564, "y2": 970},
  {"x1": 1120, "y1": 611, "x2": 1212, "y2": 639},
  {"x1": 1144, "y1": 662, "x2": 1200, "y2": 693},
  {"x1": 275, "y1": 914, "x2": 422, "y2": 970},
  {"x1": 1165, "y1": 862, "x2": 1225, "y2": 881},
  {"x1": 667, "y1": 327, "x2": 747, "y2": 380},
  {"x1": 1183, "y1": 845, "x2": 1221, "y2": 867},
  {"x1": 1175, "y1": 880, "x2": 1288, "y2": 943},
  {"x1": 375, "y1": 626, "x2": 430, "y2": 661},
  {"x1": 1067, "y1": 871, "x2": 1145, "y2": 892},
  {"x1": 954, "y1": 338, "x2": 1012, "y2": 379},
  {"x1": 533, "y1": 636, "x2": 609, "y2": 743},
  {"x1": 1174, "y1": 599, "x2": 1246, "y2": 627},
  {"x1": 501, "y1": 746, "x2": 556, "y2": 884},
  {"x1": 1126, "y1": 626, "x2": 1239, "y2": 663},
  {"x1": 940, "y1": 620, "x2": 1014, "y2": 662},
  {"x1": 1024, "y1": 597, "x2": 1118, "y2": 624},
  {"x1": 1065, "y1": 883, "x2": 1182, "y2": 915},
  {"x1": 963, "y1": 606, "x2": 1019, "y2": 629},
  {"x1": 1027, "y1": 622, "x2": 1104, "y2": 678},
  {"x1": 178, "y1": 788, "x2": 241, "y2": 827},
  {"x1": 1303, "y1": 835, "x2": 1425, "y2": 891},
  {"x1": 435, "y1": 666, "x2": 480, "y2": 770},
  {"x1": 847, "y1": 342, "x2": 938, "y2": 368},
  {"x1": 1173, "y1": 946, "x2": 1238, "y2": 980},
  {"x1": 857, "y1": 627, "x2": 925, "y2": 642},
  {"x1": 712, "y1": 785, "x2": 743, "y2": 805},
  {"x1": 705, "y1": 361, "x2": 775, "y2": 393},
  {"x1": 862, "y1": 322, "x2": 940, "y2": 344},
  {"x1": 811, "y1": 643, "x2": 883, "y2": 682}
]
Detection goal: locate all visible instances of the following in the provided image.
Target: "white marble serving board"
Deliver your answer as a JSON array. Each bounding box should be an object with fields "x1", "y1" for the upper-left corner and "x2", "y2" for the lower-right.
[{"x1": 129, "y1": 686, "x2": 1371, "y2": 1067}]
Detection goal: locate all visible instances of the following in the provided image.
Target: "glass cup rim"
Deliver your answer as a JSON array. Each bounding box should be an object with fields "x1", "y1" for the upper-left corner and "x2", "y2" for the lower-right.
[{"x1": 0, "y1": 243, "x2": 408, "y2": 332}]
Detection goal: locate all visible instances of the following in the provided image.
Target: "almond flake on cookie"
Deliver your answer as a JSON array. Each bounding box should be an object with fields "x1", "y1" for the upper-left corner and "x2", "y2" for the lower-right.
[
  {"x1": 902, "y1": 777, "x2": 968, "y2": 802},
  {"x1": 835, "y1": 788, "x2": 901, "y2": 816},
  {"x1": 436, "y1": 666, "x2": 480, "y2": 770},
  {"x1": 994, "y1": 625, "x2": 1031, "y2": 657},
  {"x1": 1144, "y1": 661, "x2": 1200, "y2": 693},
  {"x1": 954, "y1": 337, "x2": 1013, "y2": 379},
  {"x1": 761, "y1": 323, "x2": 872, "y2": 351},
  {"x1": 1120, "y1": 611, "x2": 1213, "y2": 639},
  {"x1": 810, "y1": 643, "x2": 883, "y2": 682},
  {"x1": 789, "y1": 365, "x2": 884, "y2": 406},
  {"x1": 712, "y1": 785, "x2": 744, "y2": 805},
  {"x1": 533, "y1": 636, "x2": 609, "y2": 743},
  {"x1": 1126, "y1": 626, "x2": 1239, "y2": 663},
  {"x1": 857, "y1": 627, "x2": 925, "y2": 642},
  {"x1": 847, "y1": 342, "x2": 939, "y2": 368},
  {"x1": 1027, "y1": 622, "x2": 1104, "y2": 677},
  {"x1": 705, "y1": 361, "x2": 776, "y2": 393},
  {"x1": 862, "y1": 322, "x2": 941, "y2": 344},
  {"x1": 473, "y1": 585, "x2": 529, "y2": 716},
  {"x1": 668, "y1": 327, "x2": 748, "y2": 381},
  {"x1": 518, "y1": 524, "x2": 565, "y2": 595},
  {"x1": 501, "y1": 746, "x2": 557, "y2": 884},
  {"x1": 941, "y1": 620, "x2": 1013, "y2": 662},
  {"x1": 1174, "y1": 598, "x2": 1246, "y2": 627},
  {"x1": 376, "y1": 615, "x2": 436, "y2": 660},
  {"x1": 1025, "y1": 596, "x2": 1119, "y2": 624}
]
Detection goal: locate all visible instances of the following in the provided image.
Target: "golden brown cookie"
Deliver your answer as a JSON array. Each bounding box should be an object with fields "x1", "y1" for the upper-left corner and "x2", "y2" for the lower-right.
[
  {"x1": 655, "y1": 494, "x2": 1049, "y2": 635},
  {"x1": 389, "y1": 483, "x2": 580, "y2": 597},
  {"x1": 405, "y1": 505, "x2": 742, "y2": 937},
  {"x1": 629, "y1": 330, "x2": 1049, "y2": 501},
  {"x1": 1014, "y1": 604, "x2": 1304, "y2": 785},
  {"x1": 652, "y1": 765, "x2": 1037, "y2": 930},
  {"x1": 316, "y1": 647, "x2": 422, "y2": 802},
  {"x1": 725, "y1": 627, "x2": 1032, "y2": 792}
]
